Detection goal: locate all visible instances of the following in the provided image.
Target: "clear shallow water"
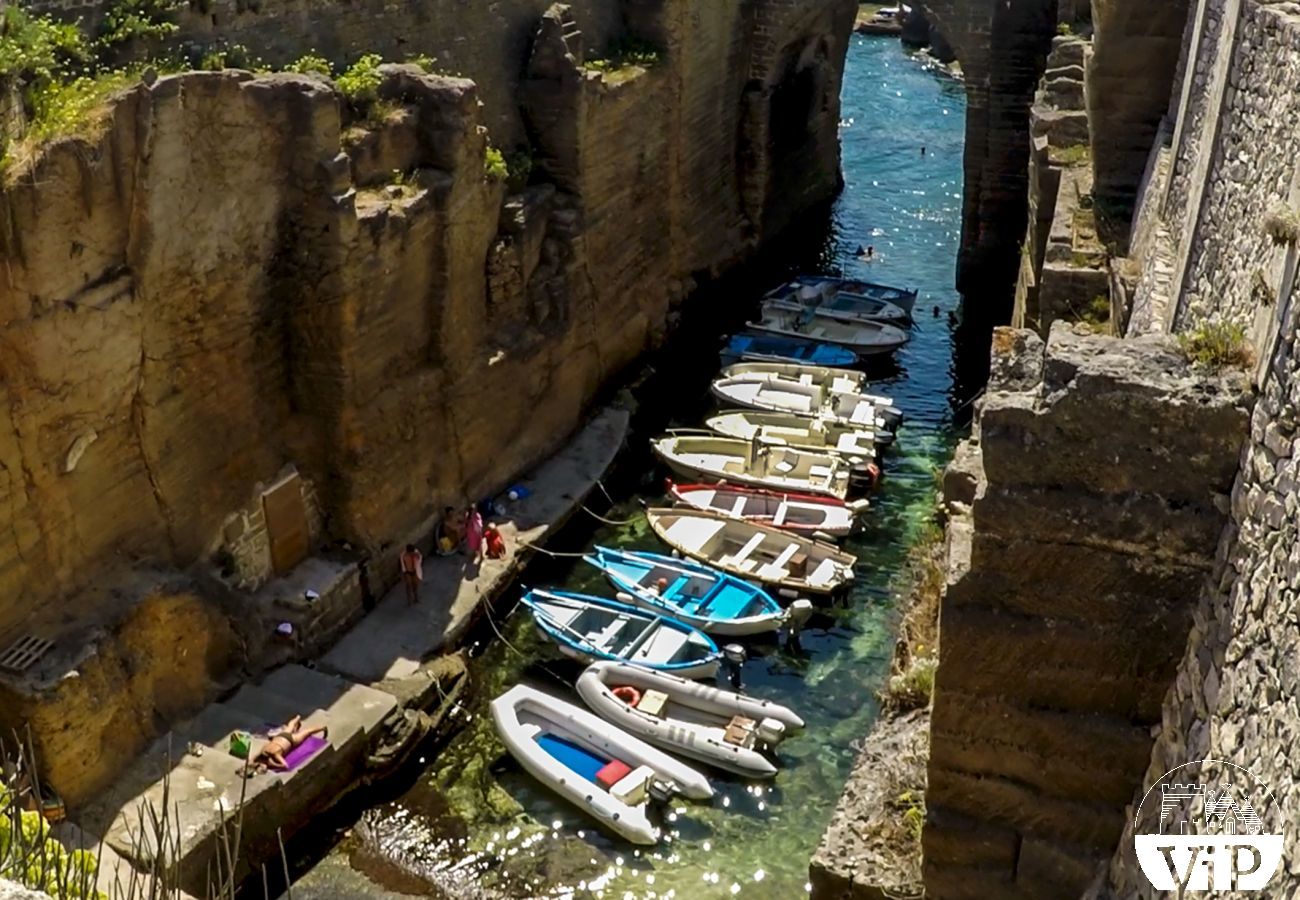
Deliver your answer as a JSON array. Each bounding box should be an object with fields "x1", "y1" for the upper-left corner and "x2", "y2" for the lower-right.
[{"x1": 289, "y1": 37, "x2": 968, "y2": 900}]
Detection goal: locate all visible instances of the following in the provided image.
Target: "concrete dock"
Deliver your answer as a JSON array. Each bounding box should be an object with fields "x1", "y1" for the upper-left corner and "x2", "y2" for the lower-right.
[{"x1": 62, "y1": 407, "x2": 630, "y2": 896}]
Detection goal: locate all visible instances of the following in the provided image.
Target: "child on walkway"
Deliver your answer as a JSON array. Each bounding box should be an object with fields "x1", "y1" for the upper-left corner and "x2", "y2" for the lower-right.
[{"x1": 400, "y1": 543, "x2": 423, "y2": 605}]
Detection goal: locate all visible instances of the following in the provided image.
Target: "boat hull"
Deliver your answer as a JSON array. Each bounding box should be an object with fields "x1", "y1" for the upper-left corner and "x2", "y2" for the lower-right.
[
  {"x1": 577, "y1": 662, "x2": 805, "y2": 778},
  {"x1": 667, "y1": 480, "x2": 861, "y2": 539},
  {"x1": 721, "y1": 332, "x2": 860, "y2": 368},
  {"x1": 585, "y1": 546, "x2": 787, "y2": 636},
  {"x1": 491, "y1": 684, "x2": 713, "y2": 844},
  {"x1": 650, "y1": 434, "x2": 853, "y2": 500},
  {"x1": 523, "y1": 589, "x2": 722, "y2": 678},
  {"x1": 645, "y1": 507, "x2": 857, "y2": 596}
]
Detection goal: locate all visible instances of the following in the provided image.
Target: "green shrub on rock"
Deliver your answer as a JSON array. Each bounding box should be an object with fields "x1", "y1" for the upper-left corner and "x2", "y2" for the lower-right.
[
  {"x1": 337, "y1": 52, "x2": 384, "y2": 103},
  {"x1": 285, "y1": 52, "x2": 332, "y2": 77},
  {"x1": 484, "y1": 145, "x2": 508, "y2": 182},
  {"x1": 0, "y1": 6, "x2": 90, "y2": 82},
  {"x1": 1178, "y1": 321, "x2": 1252, "y2": 372},
  {"x1": 98, "y1": 0, "x2": 180, "y2": 48}
]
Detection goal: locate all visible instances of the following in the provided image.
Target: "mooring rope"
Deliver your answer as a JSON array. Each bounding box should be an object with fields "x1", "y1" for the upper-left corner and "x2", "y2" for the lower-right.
[
  {"x1": 579, "y1": 504, "x2": 642, "y2": 527},
  {"x1": 480, "y1": 594, "x2": 575, "y2": 691}
]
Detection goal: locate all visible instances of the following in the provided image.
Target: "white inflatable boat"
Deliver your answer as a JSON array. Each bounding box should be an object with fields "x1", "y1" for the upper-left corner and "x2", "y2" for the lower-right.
[
  {"x1": 491, "y1": 684, "x2": 713, "y2": 845},
  {"x1": 576, "y1": 662, "x2": 805, "y2": 778}
]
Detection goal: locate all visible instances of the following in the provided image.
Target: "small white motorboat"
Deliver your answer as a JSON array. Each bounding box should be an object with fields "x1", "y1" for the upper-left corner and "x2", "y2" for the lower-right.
[
  {"x1": 650, "y1": 432, "x2": 854, "y2": 499},
  {"x1": 792, "y1": 275, "x2": 919, "y2": 315},
  {"x1": 746, "y1": 307, "x2": 908, "y2": 355},
  {"x1": 522, "y1": 589, "x2": 722, "y2": 678},
  {"x1": 667, "y1": 480, "x2": 864, "y2": 539},
  {"x1": 576, "y1": 661, "x2": 805, "y2": 778},
  {"x1": 491, "y1": 684, "x2": 713, "y2": 845},
  {"x1": 762, "y1": 280, "x2": 911, "y2": 326},
  {"x1": 711, "y1": 374, "x2": 896, "y2": 438},
  {"x1": 705, "y1": 410, "x2": 879, "y2": 462},
  {"x1": 646, "y1": 506, "x2": 857, "y2": 596},
  {"x1": 721, "y1": 362, "x2": 901, "y2": 427}
]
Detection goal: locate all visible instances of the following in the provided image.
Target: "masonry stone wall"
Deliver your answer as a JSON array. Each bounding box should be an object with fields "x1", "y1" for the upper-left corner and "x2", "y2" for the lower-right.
[
  {"x1": 1173, "y1": 3, "x2": 1300, "y2": 331},
  {"x1": 1098, "y1": 243, "x2": 1300, "y2": 900}
]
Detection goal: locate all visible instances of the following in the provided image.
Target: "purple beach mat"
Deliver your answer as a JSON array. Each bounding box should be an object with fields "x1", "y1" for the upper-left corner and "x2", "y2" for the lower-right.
[{"x1": 282, "y1": 735, "x2": 328, "y2": 770}]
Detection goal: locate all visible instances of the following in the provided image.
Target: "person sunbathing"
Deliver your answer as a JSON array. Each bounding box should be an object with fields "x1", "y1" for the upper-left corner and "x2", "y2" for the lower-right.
[{"x1": 246, "y1": 716, "x2": 328, "y2": 773}]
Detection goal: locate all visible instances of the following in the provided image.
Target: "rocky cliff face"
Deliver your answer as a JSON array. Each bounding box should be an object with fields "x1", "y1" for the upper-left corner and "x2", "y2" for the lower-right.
[
  {"x1": 924, "y1": 325, "x2": 1251, "y2": 899},
  {"x1": 1086, "y1": 0, "x2": 1192, "y2": 216},
  {"x1": 918, "y1": 0, "x2": 1058, "y2": 309},
  {"x1": 0, "y1": 0, "x2": 856, "y2": 806}
]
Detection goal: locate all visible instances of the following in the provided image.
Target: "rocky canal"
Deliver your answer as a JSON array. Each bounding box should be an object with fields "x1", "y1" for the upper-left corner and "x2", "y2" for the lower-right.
[{"x1": 288, "y1": 35, "x2": 970, "y2": 900}]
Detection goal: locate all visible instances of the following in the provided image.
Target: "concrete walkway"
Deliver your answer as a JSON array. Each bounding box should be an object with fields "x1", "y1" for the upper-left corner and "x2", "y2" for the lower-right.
[
  {"x1": 74, "y1": 664, "x2": 396, "y2": 896},
  {"x1": 62, "y1": 406, "x2": 629, "y2": 894},
  {"x1": 321, "y1": 406, "x2": 630, "y2": 685}
]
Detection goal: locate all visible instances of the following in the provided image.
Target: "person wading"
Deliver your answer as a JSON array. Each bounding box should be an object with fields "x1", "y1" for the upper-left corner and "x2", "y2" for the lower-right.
[{"x1": 400, "y1": 543, "x2": 423, "y2": 605}]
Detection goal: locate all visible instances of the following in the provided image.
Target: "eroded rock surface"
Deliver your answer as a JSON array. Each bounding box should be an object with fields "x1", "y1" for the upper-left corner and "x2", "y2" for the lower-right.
[
  {"x1": 0, "y1": 0, "x2": 856, "y2": 807},
  {"x1": 924, "y1": 323, "x2": 1252, "y2": 899}
]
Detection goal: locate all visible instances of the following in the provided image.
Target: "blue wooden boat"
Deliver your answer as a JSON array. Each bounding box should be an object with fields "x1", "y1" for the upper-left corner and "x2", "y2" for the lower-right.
[
  {"x1": 583, "y1": 546, "x2": 786, "y2": 636},
  {"x1": 521, "y1": 588, "x2": 722, "y2": 677},
  {"x1": 721, "y1": 332, "x2": 860, "y2": 368}
]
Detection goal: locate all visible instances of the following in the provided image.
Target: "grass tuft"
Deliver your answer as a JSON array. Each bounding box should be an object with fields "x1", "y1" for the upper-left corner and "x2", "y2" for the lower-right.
[{"x1": 1177, "y1": 321, "x2": 1253, "y2": 371}]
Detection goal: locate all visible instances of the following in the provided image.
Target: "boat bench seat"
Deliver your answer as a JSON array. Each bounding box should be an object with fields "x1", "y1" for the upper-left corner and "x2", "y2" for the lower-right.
[
  {"x1": 723, "y1": 532, "x2": 766, "y2": 570},
  {"x1": 849, "y1": 404, "x2": 875, "y2": 425},
  {"x1": 831, "y1": 376, "x2": 858, "y2": 394},
  {"x1": 836, "y1": 433, "x2": 868, "y2": 452},
  {"x1": 631, "y1": 628, "x2": 690, "y2": 664},
  {"x1": 610, "y1": 765, "x2": 655, "y2": 805},
  {"x1": 590, "y1": 615, "x2": 631, "y2": 646},
  {"x1": 809, "y1": 465, "x2": 834, "y2": 480},
  {"x1": 757, "y1": 542, "x2": 801, "y2": 581},
  {"x1": 808, "y1": 558, "x2": 842, "y2": 587}
]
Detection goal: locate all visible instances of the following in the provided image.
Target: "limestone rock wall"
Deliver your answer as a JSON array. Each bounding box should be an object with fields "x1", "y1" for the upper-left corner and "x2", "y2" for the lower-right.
[
  {"x1": 923, "y1": 324, "x2": 1251, "y2": 899},
  {"x1": 0, "y1": 0, "x2": 856, "y2": 806},
  {"x1": 1085, "y1": 0, "x2": 1192, "y2": 215},
  {"x1": 919, "y1": 0, "x2": 1059, "y2": 308}
]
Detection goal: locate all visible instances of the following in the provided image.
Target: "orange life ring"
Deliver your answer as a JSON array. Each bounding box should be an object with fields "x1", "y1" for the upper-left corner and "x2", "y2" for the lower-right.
[{"x1": 611, "y1": 685, "x2": 642, "y2": 707}]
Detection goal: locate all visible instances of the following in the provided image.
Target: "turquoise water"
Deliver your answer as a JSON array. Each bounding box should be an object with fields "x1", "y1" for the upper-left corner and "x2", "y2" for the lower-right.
[{"x1": 290, "y1": 36, "x2": 968, "y2": 900}]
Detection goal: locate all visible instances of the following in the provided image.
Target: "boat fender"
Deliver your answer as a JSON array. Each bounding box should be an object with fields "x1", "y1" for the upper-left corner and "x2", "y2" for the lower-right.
[
  {"x1": 615, "y1": 591, "x2": 636, "y2": 604},
  {"x1": 846, "y1": 498, "x2": 871, "y2": 513},
  {"x1": 611, "y1": 685, "x2": 642, "y2": 707},
  {"x1": 811, "y1": 531, "x2": 834, "y2": 543},
  {"x1": 756, "y1": 717, "x2": 787, "y2": 746}
]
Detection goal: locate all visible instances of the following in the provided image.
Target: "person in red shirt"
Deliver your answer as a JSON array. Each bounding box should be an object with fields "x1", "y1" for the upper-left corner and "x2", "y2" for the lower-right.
[
  {"x1": 483, "y1": 523, "x2": 506, "y2": 560},
  {"x1": 399, "y1": 543, "x2": 423, "y2": 605}
]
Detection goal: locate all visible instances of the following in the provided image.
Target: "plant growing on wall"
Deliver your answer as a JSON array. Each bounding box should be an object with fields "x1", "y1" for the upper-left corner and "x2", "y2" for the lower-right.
[
  {"x1": 337, "y1": 53, "x2": 384, "y2": 104},
  {"x1": 97, "y1": 0, "x2": 181, "y2": 49},
  {"x1": 1177, "y1": 321, "x2": 1252, "y2": 371},
  {"x1": 285, "y1": 52, "x2": 332, "y2": 76},
  {"x1": 484, "y1": 145, "x2": 508, "y2": 182},
  {"x1": 0, "y1": 6, "x2": 90, "y2": 83},
  {"x1": 1264, "y1": 207, "x2": 1300, "y2": 246}
]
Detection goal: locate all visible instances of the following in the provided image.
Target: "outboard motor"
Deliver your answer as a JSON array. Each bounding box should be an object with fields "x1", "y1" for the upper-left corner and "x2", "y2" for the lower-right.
[
  {"x1": 723, "y1": 643, "x2": 747, "y2": 690},
  {"x1": 648, "y1": 778, "x2": 677, "y2": 806},
  {"x1": 786, "y1": 598, "x2": 813, "y2": 652}
]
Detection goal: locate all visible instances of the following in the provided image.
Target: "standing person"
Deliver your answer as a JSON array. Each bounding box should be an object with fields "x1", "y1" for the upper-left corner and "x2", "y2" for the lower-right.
[
  {"x1": 399, "y1": 543, "x2": 423, "y2": 605},
  {"x1": 483, "y1": 522, "x2": 506, "y2": 560},
  {"x1": 463, "y1": 505, "x2": 485, "y2": 564}
]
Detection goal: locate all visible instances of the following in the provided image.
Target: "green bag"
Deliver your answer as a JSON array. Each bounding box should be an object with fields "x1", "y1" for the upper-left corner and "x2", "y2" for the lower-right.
[{"x1": 229, "y1": 731, "x2": 252, "y2": 759}]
